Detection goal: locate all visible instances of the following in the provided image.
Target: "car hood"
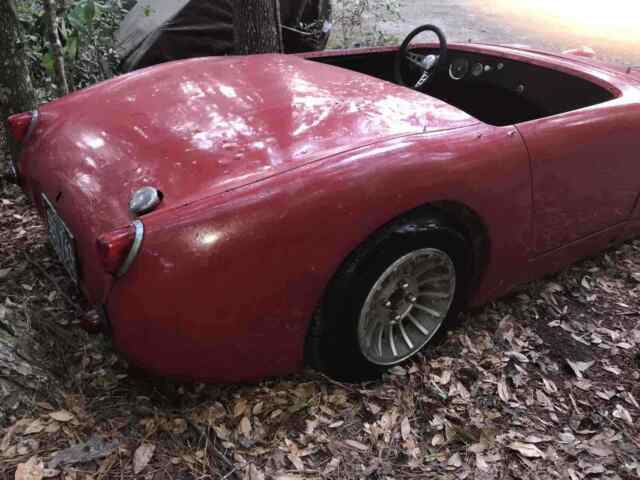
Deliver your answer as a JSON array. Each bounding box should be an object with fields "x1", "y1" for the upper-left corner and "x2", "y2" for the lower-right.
[{"x1": 28, "y1": 54, "x2": 477, "y2": 212}]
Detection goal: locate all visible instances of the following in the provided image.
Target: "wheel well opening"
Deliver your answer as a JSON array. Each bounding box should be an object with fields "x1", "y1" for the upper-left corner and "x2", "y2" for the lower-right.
[{"x1": 426, "y1": 201, "x2": 490, "y2": 291}]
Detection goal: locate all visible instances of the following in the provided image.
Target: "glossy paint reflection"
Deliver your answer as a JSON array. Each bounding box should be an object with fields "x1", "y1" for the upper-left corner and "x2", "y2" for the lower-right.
[{"x1": 33, "y1": 54, "x2": 479, "y2": 216}]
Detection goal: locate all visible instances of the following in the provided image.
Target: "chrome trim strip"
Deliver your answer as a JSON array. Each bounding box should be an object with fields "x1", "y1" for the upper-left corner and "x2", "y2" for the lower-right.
[
  {"x1": 25, "y1": 110, "x2": 39, "y2": 142},
  {"x1": 11, "y1": 110, "x2": 39, "y2": 180},
  {"x1": 117, "y1": 220, "x2": 144, "y2": 278}
]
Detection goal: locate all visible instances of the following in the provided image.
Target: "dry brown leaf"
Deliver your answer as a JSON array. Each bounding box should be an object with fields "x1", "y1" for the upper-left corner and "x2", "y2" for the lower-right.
[
  {"x1": 497, "y1": 377, "x2": 510, "y2": 403},
  {"x1": 171, "y1": 418, "x2": 187, "y2": 434},
  {"x1": 476, "y1": 453, "x2": 490, "y2": 471},
  {"x1": 24, "y1": 420, "x2": 45, "y2": 435},
  {"x1": 508, "y1": 442, "x2": 546, "y2": 459},
  {"x1": 245, "y1": 464, "x2": 265, "y2": 480},
  {"x1": 366, "y1": 402, "x2": 381, "y2": 415},
  {"x1": 233, "y1": 399, "x2": 248, "y2": 418},
  {"x1": 586, "y1": 445, "x2": 613, "y2": 457},
  {"x1": 539, "y1": 377, "x2": 557, "y2": 399},
  {"x1": 323, "y1": 457, "x2": 340, "y2": 475},
  {"x1": 213, "y1": 425, "x2": 230, "y2": 440},
  {"x1": 48, "y1": 411, "x2": 74, "y2": 423},
  {"x1": 432, "y1": 433, "x2": 445, "y2": 447},
  {"x1": 596, "y1": 390, "x2": 616, "y2": 401},
  {"x1": 15, "y1": 457, "x2": 44, "y2": 480},
  {"x1": 566, "y1": 360, "x2": 594, "y2": 379},
  {"x1": 506, "y1": 351, "x2": 529, "y2": 363},
  {"x1": 305, "y1": 419, "x2": 319, "y2": 435},
  {"x1": 344, "y1": 439, "x2": 369, "y2": 451},
  {"x1": 239, "y1": 416, "x2": 252, "y2": 438},
  {"x1": 568, "y1": 468, "x2": 580, "y2": 480},
  {"x1": 44, "y1": 423, "x2": 60, "y2": 434},
  {"x1": 400, "y1": 417, "x2": 411, "y2": 441},
  {"x1": 468, "y1": 442, "x2": 486, "y2": 453},
  {"x1": 1, "y1": 423, "x2": 18, "y2": 452},
  {"x1": 623, "y1": 392, "x2": 640, "y2": 409},
  {"x1": 287, "y1": 454, "x2": 304, "y2": 471},
  {"x1": 612, "y1": 404, "x2": 633, "y2": 425},
  {"x1": 133, "y1": 443, "x2": 155, "y2": 475},
  {"x1": 448, "y1": 453, "x2": 462, "y2": 468}
]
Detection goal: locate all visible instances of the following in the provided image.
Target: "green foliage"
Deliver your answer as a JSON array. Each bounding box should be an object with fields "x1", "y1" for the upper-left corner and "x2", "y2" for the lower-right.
[
  {"x1": 16, "y1": 0, "x2": 128, "y2": 100},
  {"x1": 329, "y1": 0, "x2": 403, "y2": 48}
]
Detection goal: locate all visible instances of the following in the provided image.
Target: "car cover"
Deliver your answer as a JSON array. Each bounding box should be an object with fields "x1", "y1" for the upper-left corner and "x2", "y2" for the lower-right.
[{"x1": 115, "y1": 0, "x2": 332, "y2": 72}]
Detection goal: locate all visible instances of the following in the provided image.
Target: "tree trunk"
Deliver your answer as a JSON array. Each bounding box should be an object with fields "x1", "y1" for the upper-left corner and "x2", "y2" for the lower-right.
[
  {"x1": 233, "y1": 0, "x2": 284, "y2": 54},
  {"x1": 0, "y1": 0, "x2": 37, "y2": 164},
  {"x1": 0, "y1": 0, "x2": 55, "y2": 418},
  {"x1": 292, "y1": 0, "x2": 310, "y2": 26},
  {"x1": 43, "y1": 0, "x2": 70, "y2": 96}
]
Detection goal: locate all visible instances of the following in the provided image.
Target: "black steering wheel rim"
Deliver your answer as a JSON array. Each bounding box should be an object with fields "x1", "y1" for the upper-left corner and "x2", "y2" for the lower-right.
[{"x1": 394, "y1": 25, "x2": 448, "y2": 89}]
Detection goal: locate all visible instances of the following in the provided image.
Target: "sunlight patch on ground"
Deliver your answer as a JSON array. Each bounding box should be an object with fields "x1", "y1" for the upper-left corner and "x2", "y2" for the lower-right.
[{"x1": 492, "y1": 0, "x2": 640, "y2": 43}]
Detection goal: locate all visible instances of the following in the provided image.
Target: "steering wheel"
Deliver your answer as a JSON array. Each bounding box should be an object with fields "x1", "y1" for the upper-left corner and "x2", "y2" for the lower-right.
[{"x1": 394, "y1": 25, "x2": 448, "y2": 90}]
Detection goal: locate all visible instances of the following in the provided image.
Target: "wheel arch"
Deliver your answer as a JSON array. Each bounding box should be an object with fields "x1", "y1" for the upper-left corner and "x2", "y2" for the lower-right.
[
  {"x1": 345, "y1": 199, "x2": 491, "y2": 298},
  {"x1": 426, "y1": 200, "x2": 491, "y2": 293}
]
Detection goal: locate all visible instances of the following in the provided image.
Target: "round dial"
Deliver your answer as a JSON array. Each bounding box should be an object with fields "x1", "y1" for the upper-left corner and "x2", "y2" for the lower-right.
[
  {"x1": 471, "y1": 63, "x2": 484, "y2": 77},
  {"x1": 449, "y1": 57, "x2": 470, "y2": 80}
]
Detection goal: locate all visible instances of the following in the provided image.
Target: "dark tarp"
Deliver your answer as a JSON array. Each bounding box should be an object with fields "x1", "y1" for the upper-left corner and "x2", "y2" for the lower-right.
[{"x1": 115, "y1": 0, "x2": 332, "y2": 72}]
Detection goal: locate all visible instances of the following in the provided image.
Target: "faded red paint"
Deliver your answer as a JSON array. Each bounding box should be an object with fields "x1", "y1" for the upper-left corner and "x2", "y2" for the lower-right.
[{"x1": 14, "y1": 43, "x2": 640, "y2": 382}]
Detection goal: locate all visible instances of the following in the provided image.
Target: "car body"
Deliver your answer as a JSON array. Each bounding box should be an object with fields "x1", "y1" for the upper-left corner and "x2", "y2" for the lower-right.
[{"x1": 8, "y1": 36, "x2": 640, "y2": 382}]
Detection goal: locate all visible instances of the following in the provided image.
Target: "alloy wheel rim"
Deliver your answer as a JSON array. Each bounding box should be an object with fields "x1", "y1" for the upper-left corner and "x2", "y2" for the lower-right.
[{"x1": 357, "y1": 248, "x2": 456, "y2": 366}]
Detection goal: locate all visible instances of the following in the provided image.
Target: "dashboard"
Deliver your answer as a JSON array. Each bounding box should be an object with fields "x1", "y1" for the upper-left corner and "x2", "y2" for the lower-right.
[
  {"x1": 425, "y1": 51, "x2": 615, "y2": 126},
  {"x1": 449, "y1": 56, "x2": 506, "y2": 81}
]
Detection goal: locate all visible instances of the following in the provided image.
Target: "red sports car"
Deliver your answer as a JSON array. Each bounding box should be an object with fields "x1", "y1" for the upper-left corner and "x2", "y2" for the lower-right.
[{"x1": 7, "y1": 26, "x2": 640, "y2": 382}]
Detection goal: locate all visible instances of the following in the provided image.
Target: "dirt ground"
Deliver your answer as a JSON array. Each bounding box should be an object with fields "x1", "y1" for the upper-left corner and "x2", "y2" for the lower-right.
[
  {"x1": 381, "y1": 0, "x2": 640, "y2": 66},
  {"x1": 2, "y1": 3, "x2": 640, "y2": 479}
]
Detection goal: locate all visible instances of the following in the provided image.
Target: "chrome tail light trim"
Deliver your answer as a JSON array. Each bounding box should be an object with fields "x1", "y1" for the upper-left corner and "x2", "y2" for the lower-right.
[{"x1": 116, "y1": 220, "x2": 144, "y2": 277}]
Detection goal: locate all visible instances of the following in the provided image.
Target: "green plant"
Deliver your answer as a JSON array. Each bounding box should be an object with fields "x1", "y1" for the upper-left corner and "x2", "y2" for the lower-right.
[{"x1": 16, "y1": 0, "x2": 128, "y2": 99}]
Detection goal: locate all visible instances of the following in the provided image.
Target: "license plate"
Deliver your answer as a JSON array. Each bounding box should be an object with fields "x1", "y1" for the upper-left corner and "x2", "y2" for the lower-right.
[{"x1": 42, "y1": 194, "x2": 79, "y2": 283}]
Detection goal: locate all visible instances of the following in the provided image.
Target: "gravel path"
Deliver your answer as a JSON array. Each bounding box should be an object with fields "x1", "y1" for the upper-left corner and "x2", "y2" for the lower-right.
[{"x1": 380, "y1": 0, "x2": 640, "y2": 65}]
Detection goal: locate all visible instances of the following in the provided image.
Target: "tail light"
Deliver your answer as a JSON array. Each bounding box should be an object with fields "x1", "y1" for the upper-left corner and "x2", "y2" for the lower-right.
[
  {"x1": 7, "y1": 111, "x2": 37, "y2": 143},
  {"x1": 96, "y1": 220, "x2": 145, "y2": 276}
]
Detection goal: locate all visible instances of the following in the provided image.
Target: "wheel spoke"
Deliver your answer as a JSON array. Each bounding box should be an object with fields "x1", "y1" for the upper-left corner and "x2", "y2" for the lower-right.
[
  {"x1": 366, "y1": 319, "x2": 380, "y2": 348},
  {"x1": 407, "y1": 312, "x2": 429, "y2": 336},
  {"x1": 389, "y1": 325, "x2": 398, "y2": 357},
  {"x1": 421, "y1": 291, "x2": 451, "y2": 300},
  {"x1": 419, "y1": 274, "x2": 450, "y2": 286},
  {"x1": 413, "y1": 303, "x2": 442, "y2": 318},
  {"x1": 398, "y1": 320, "x2": 414, "y2": 349},
  {"x1": 414, "y1": 262, "x2": 443, "y2": 277}
]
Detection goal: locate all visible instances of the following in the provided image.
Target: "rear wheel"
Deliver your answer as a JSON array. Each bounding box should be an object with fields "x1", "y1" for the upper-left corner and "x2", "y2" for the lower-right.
[{"x1": 307, "y1": 213, "x2": 471, "y2": 381}]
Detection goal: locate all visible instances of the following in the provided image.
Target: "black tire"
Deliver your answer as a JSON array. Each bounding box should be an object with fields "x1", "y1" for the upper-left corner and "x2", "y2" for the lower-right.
[{"x1": 306, "y1": 211, "x2": 472, "y2": 381}]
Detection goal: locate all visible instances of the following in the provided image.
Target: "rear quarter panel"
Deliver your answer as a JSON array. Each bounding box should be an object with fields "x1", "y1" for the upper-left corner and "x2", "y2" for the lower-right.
[{"x1": 107, "y1": 125, "x2": 532, "y2": 382}]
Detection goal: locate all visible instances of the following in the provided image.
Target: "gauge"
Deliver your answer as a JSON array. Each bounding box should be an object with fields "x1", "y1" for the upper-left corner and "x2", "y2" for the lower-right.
[
  {"x1": 471, "y1": 63, "x2": 484, "y2": 77},
  {"x1": 449, "y1": 57, "x2": 470, "y2": 80}
]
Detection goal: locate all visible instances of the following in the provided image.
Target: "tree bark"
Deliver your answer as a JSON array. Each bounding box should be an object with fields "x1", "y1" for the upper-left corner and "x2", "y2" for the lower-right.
[
  {"x1": 0, "y1": 0, "x2": 37, "y2": 164},
  {"x1": 0, "y1": 0, "x2": 55, "y2": 418},
  {"x1": 43, "y1": 0, "x2": 69, "y2": 96},
  {"x1": 292, "y1": 0, "x2": 310, "y2": 26},
  {"x1": 233, "y1": 0, "x2": 284, "y2": 54}
]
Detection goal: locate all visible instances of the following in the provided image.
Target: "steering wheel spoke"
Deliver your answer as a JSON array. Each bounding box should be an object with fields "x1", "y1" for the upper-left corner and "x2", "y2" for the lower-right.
[
  {"x1": 414, "y1": 71, "x2": 431, "y2": 89},
  {"x1": 406, "y1": 52, "x2": 426, "y2": 70}
]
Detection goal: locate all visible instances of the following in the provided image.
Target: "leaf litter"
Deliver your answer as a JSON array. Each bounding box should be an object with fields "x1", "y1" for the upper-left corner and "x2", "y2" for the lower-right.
[{"x1": 1, "y1": 180, "x2": 640, "y2": 479}]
